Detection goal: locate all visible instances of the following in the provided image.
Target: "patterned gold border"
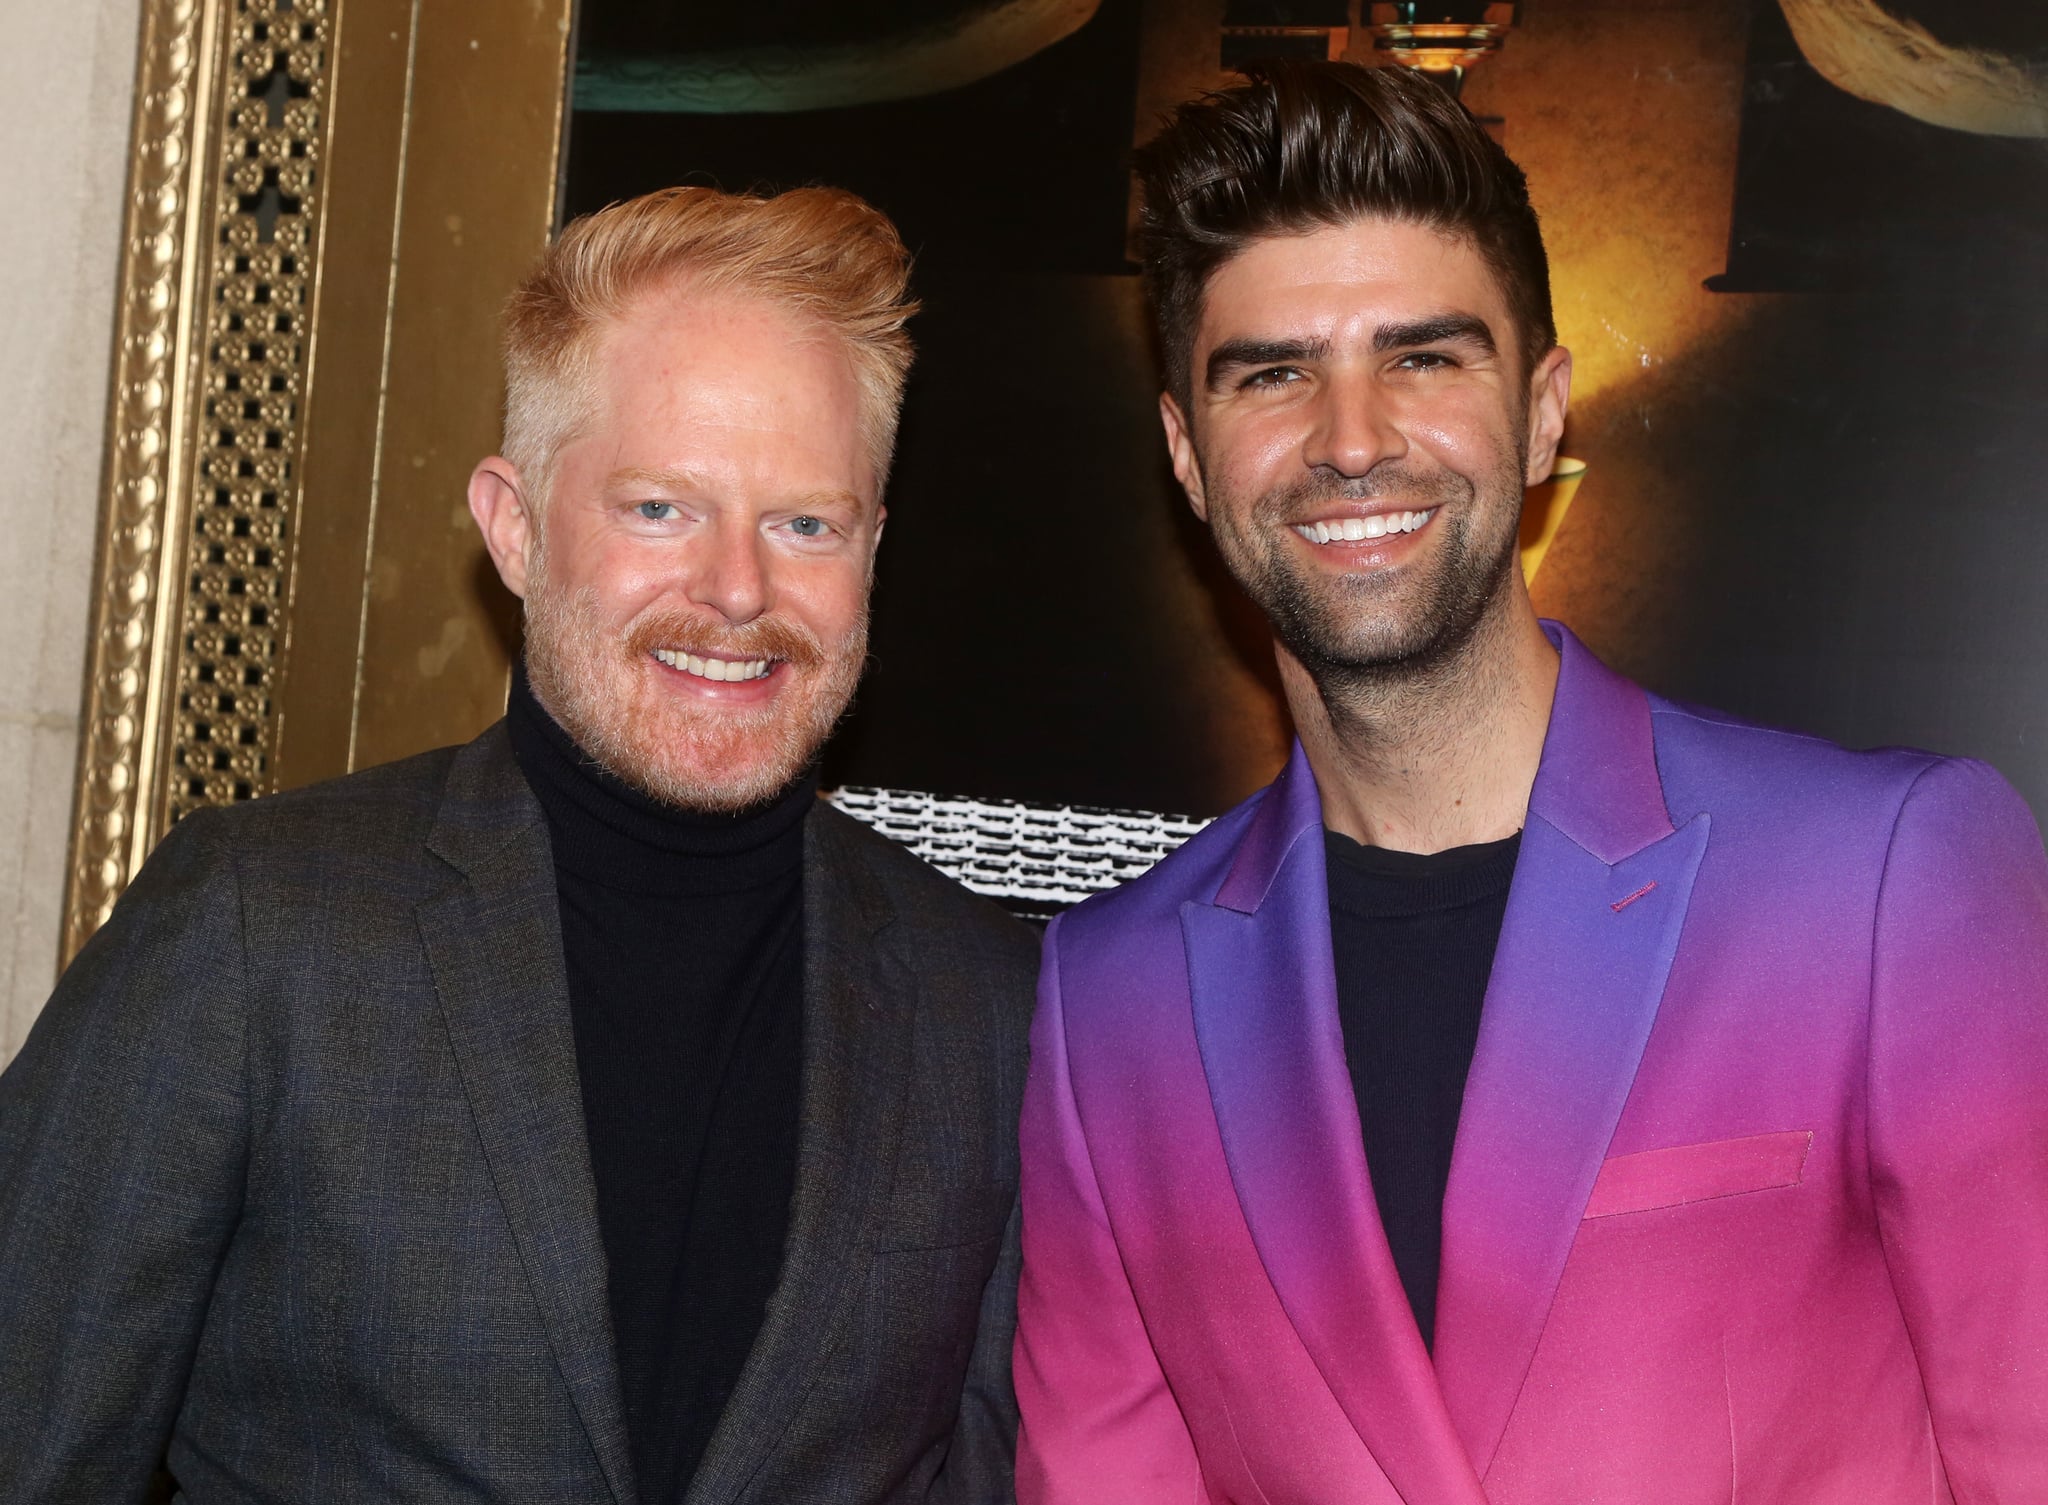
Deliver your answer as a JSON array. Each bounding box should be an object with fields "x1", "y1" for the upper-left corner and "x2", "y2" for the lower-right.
[
  {"x1": 62, "y1": 0, "x2": 573, "y2": 969},
  {"x1": 63, "y1": 0, "x2": 227, "y2": 961}
]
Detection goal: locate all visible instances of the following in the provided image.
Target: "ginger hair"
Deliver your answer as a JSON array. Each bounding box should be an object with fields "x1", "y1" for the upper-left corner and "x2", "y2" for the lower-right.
[{"x1": 500, "y1": 184, "x2": 917, "y2": 503}]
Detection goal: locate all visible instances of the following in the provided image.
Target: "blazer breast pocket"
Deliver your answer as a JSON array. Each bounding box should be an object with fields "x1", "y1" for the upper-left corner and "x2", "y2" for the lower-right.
[{"x1": 1584, "y1": 1130, "x2": 1813, "y2": 1219}]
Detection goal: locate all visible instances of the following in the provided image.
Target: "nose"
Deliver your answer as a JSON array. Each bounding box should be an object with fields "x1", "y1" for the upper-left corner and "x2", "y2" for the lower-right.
[
  {"x1": 689, "y1": 514, "x2": 771, "y2": 625},
  {"x1": 1302, "y1": 370, "x2": 1405, "y2": 480}
]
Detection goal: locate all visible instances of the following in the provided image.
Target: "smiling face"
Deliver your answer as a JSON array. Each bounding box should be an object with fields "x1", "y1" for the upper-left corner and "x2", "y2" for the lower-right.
[
  {"x1": 1161, "y1": 216, "x2": 1569, "y2": 690},
  {"x1": 470, "y1": 282, "x2": 882, "y2": 811}
]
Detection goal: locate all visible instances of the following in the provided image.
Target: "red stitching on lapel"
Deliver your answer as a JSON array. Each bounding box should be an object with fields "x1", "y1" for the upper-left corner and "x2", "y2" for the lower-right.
[{"x1": 1611, "y1": 881, "x2": 1659, "y2": 913}]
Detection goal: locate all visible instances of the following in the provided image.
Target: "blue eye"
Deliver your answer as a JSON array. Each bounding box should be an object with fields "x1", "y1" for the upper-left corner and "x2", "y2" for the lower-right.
[
  {"x1": 636, "y1": 501, "x2": 677, "y2": 520},
  {"x1": 790, "y1": 515, "x2": 826, "y2": 537}
]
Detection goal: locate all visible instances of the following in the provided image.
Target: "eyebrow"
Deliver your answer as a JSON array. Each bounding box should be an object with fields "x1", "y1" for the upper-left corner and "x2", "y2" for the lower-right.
[
  {"x1": 1373, "y1": 314, "x2": 1497, "y2": 355},
  {"x1": 1205, "y1": 336, "x2": 1330, "y2": 390},
  {"x1": 605, "y1": 464, "x2": 707, "y2": 494}
]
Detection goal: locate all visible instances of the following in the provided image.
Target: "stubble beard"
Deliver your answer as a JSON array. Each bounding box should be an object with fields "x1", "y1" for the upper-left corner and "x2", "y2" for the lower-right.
[
  {"x1": 521, "y1": 539, "x2": 869, "y2": 814},
  {"x1": 1206, "y1": 445, "x2": 1529, "y2": 725}
]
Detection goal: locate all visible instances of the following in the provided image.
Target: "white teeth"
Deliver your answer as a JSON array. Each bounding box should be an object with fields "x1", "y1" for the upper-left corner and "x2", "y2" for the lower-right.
[
  {"x1": 1292, "y1": 508, "x2": 1434, "y2": 545},
  {"x1": 652, "y1": 648, "x2": 772, "y2": 682}
]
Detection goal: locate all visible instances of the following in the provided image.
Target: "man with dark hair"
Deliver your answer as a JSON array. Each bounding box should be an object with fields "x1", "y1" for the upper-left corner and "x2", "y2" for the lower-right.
[{"x1": 1014, "y1": 62, "x2": 2048, "y2": 1502}]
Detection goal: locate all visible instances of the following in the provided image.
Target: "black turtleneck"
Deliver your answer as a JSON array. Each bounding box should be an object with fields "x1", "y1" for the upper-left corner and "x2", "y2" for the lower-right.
[
  {"x1": 506, "y1": 668, "x2": 811, "y2": 1505},
  {"x1": 1325, "y1": 827, "x2": 1521, "y2": 1354}
]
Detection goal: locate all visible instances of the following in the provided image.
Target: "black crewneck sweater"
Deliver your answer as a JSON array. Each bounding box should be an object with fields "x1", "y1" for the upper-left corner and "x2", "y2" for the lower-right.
[
  {"x1": 506, "y1": 669, "x2": 812, "y2": 1505},
  {"x1": 1325, "y1": 828, "x2": 1522, "y2": 1353}
]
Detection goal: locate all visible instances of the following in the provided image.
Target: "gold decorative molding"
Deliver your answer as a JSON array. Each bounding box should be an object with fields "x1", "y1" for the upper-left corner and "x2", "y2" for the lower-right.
[
  {"x1": 63, "y1": 0, "x2": 573, "y2": 968},
  {"x1": 170, "y1": 0, "x2": 330, "y2": 826},
  {"x1": 65, "y1": 0, "x2": 225, "y2": 959},
  {"x1": 67, "y1": 0, "x2": 331, "y2": 961}
]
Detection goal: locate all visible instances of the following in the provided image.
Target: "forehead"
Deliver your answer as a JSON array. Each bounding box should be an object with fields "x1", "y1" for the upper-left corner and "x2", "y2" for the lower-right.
[
  {"x1": 577, "y1": 283, "x2": 874, "y2": 495},
  {"x1": 1198, "y1": 217, "x2": 1511, "y2": 347},
  {"x1": 591, "y1": 284, "x2": 850, "y2": 414}
]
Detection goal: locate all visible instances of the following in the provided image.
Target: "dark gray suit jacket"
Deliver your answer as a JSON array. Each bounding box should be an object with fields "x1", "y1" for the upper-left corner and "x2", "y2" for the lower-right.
[{"x1": 0, "y1": 726, "x2": 1037, "y2": 1504}]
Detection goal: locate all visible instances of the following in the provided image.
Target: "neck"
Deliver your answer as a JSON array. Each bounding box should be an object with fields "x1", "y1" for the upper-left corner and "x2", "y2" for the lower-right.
[
  {"x1": 506, "y1": 663, "x2": 816, "y2": 887},
  {"x1": 1285, "y1": 588, "x2": 1558, "y2": 855}
]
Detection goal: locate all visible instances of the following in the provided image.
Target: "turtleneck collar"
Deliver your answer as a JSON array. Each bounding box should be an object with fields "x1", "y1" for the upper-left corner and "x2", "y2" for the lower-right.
[{"x1": 506, "y1": 661, "x2": 816, "y2": 897}]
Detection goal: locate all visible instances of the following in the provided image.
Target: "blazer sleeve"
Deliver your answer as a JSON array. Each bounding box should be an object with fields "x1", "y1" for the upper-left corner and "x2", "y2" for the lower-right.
[
  {"x1": 1014, "y1": 916, "x2": 1202, "y2": 1504},
  {"x1": 0, "y1": 810, "x2": 250, "y2": 1503},
  {"x1": 932, "y1": 1196, "x2": 1022, "y2": 1505},
  {"x1": 1866, "y1": 757, "x2": 2048, "y2": 1500}
]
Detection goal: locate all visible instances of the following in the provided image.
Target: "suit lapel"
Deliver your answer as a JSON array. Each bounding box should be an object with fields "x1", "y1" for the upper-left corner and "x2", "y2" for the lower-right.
[
  {"x1": 1184, "y1": 746, "x2": 1488, "y2": 1505},
  {"x1": 1433, "y1": 625, "x2": 1709, "y2": 1477},
  {"x1": 418, "y1": 728, "x2": 636, "y2": 1505},
  {"x1": 685, "y1": 807, "x2": 915, "y2": 1505}
]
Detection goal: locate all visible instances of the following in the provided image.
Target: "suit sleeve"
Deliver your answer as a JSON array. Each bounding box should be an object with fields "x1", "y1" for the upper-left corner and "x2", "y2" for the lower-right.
[
  {"x1": 1014, "y1": 916, "x2": 1202, "y2": 1504},
  {"x1": 1867, "y1": 758, "x2": 2048, "y2": 1498},
  {"x1": 932, "y1": 1196, "x2": 1022, "y2": 1505},
  {"x1": 0, "y1": 811, "x2": 250, "y2": 1503}
]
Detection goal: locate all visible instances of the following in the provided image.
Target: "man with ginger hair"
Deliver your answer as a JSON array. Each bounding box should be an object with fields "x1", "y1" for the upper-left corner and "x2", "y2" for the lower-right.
[{"x1": 0, "y1": 186, "x2": 1033, "y2": 1504}]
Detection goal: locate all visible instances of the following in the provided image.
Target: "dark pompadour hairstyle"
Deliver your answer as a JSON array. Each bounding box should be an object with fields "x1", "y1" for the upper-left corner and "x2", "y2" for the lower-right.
[{"x1": 1134, "y1": 61, "x2": 1555, "y2": 407}]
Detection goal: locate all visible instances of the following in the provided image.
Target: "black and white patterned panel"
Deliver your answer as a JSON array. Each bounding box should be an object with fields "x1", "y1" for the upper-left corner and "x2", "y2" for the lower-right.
[{"x1": 826, "y1": 787, "x2": 1213, "y2": 920}]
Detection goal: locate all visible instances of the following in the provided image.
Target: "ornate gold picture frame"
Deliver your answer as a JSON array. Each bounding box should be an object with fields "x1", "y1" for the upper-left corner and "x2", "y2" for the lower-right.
[{"x1": 64, "y1": 0, "x2": 574, "y2": 962}]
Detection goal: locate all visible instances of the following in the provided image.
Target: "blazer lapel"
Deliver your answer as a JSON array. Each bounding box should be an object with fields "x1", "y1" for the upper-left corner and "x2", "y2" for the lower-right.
[
  {"x1": 684, "y1": 807, "x2": 916, "y2": 1505},
  {"x1": 1434, "y1": 625, "x2": 1709, "y2": 1477},
  {"x1": 418, "y1": 728, "x2": 636, "y2": 1505},
  {"x1": 1183, "y1": 746, "x2": 1488, "y2": 1505}
]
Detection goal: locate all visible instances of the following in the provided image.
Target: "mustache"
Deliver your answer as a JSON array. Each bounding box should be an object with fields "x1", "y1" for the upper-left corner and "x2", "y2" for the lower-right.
[
  {"x1": 622, "y1": 607, "x2": 831, "y2": 669},
  {"x1": 1257, "y1": 462, "x2": 1472, "y2": 520}
]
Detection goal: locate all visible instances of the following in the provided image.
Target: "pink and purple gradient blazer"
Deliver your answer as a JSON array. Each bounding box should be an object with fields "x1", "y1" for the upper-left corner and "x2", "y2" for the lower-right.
[{"x1": 1016, "y1": 623, "x2": 2048, "y2": 1503}]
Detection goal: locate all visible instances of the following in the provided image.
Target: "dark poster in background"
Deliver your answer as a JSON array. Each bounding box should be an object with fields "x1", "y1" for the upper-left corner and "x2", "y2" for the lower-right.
[
  {"x1": 563, "y1": 0, "x2": 2048, "y2": 825},
  {"x1": 1660, "y1": 1, "x2": 2048, "y2": 814}
]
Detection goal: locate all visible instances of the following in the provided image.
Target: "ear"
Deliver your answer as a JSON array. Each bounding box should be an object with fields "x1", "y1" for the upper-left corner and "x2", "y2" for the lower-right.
[
  {"x1": 1523, "y1": 345, "x2": 1573, "y2": 486},
  {"x1": 1159, "y1": 392, "x2": 1209, "y2": 522},
  {"x1": 870, "y1": 503, "x2": 887, "y2": 560},
  {"x1": 468, "y1": 457, "x2": 535, "y2": 599}
]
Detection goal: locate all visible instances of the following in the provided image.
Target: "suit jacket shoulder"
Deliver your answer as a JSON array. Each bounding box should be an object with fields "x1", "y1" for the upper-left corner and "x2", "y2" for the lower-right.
[
  {"x1": 178, "y1": 730, "x2": 509, "y2": 887},
  {"x1": 1644, "y1": 692, "x2": 2039, "y2": 862},
  {"x1": 1648, "y1": 693, "x2": 1939, "y2": 803}
]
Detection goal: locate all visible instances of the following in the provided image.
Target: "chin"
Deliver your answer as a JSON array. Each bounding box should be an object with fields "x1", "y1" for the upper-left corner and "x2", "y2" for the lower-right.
[{"x1": 623, "y1": 720, "x2": 819, "y2": 813}]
